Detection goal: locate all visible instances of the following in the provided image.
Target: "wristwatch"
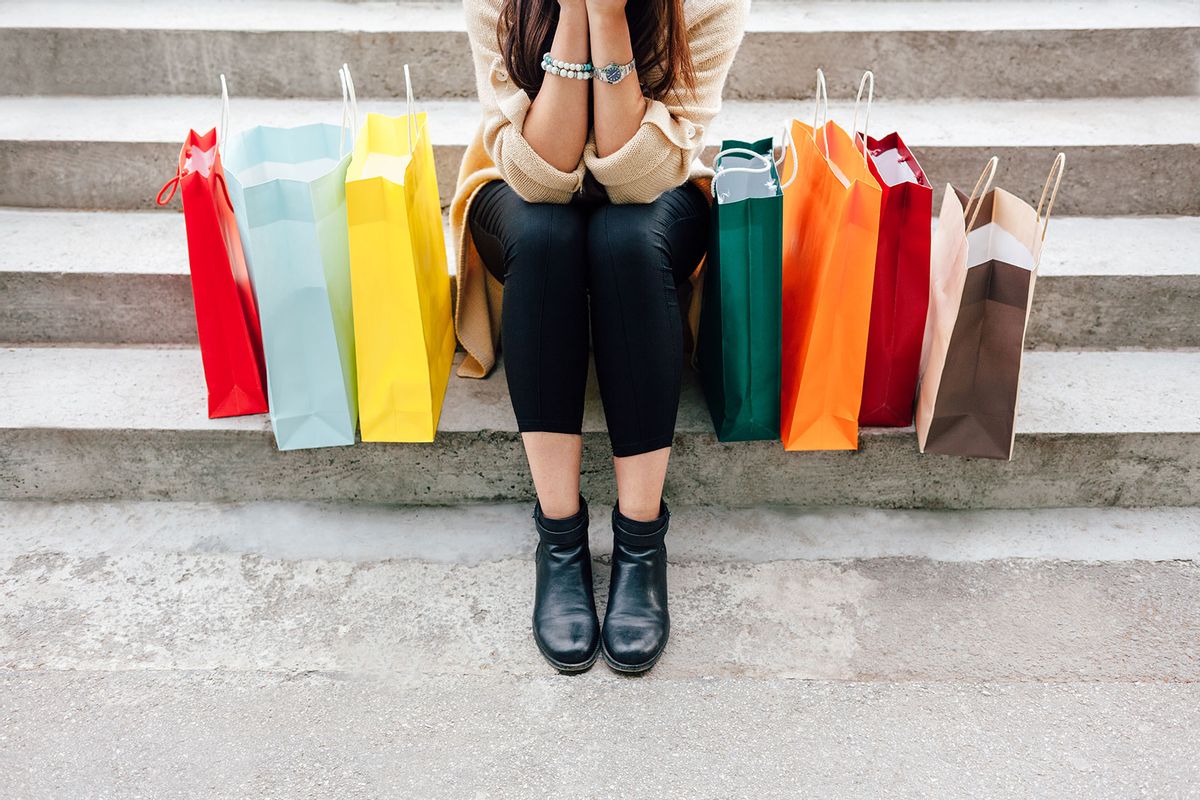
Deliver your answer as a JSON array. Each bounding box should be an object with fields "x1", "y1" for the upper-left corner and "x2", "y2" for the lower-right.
[{"x1": 594, "y1": 57, "x2": 636, "y2": 85}]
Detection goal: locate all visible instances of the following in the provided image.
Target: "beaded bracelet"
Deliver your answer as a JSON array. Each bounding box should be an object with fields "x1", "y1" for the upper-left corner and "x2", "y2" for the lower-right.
[{"x1": 542, "y1": 52, "x2": 593, "y2": 80}]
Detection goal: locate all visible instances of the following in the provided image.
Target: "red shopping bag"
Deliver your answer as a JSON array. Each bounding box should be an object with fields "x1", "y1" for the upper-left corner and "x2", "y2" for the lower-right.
[
  {"x1": 157, "y1": 82, "x2": 267, "y2": 418},
  {"x1": 852, "y1": 73, "x2": 933, "y2": 427}
]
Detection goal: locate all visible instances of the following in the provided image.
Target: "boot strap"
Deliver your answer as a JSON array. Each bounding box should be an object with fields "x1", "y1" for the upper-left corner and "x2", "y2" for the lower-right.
[
  {"x1": 534, "y1": 499, "x2": 589, "y2": 546},
  {"x1": 612, "y1": 504, "x2": 669, "y2": 548}
]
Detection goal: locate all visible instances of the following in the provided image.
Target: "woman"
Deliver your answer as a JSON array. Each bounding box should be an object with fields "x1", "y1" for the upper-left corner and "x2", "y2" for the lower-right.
[{"x1": 450, "y1": 0, "x2": 750, "y2": 673}]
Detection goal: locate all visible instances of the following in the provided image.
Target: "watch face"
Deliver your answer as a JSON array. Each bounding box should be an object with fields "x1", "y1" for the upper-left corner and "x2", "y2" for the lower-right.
[{"x1": 602, "y1": 64, "x2": 622, "y2": 82}]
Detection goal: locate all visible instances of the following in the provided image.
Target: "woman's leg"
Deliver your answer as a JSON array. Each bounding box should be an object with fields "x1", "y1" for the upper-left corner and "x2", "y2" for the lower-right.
[
  {"x1": 586, "y1": 181, "x2": 710, "y2": 674},
  {"x1": 469, "y1": 181, "x2": 601, "y2": 673},
  {"x1": 469, "y1": 181, "x2": 592, "y2": 519},
  {"x1": 585, "y1": 182, "x2": 710, "y2": 520}
]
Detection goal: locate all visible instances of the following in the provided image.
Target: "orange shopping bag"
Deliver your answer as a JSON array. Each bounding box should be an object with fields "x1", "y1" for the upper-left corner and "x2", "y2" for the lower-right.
[{"x1": 780, "y1": 70, "x2": 882, "y2": 451}]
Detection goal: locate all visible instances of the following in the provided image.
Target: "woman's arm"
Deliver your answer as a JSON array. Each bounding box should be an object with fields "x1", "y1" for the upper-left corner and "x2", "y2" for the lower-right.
[
  {"x1": 583, "y1": 0, "x2": 750, "y2": 204},
  {"x1": 464, "y1": 0, "x2": 588, "y2": 203},
  {"x1": 521, "y1": 1, "x2": 591, "y2": 172},
  {"x1": 586, "y1": 0, "x2": 646, "y2": 157}
]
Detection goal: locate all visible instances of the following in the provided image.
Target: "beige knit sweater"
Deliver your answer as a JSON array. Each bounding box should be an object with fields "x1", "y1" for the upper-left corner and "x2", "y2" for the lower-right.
[{"x1": 450, "y1": 0, "x2": 751, "y2": 378}]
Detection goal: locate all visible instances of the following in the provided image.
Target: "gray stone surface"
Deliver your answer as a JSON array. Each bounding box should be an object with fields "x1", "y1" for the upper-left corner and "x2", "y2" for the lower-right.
[
  {"x1": 4, "y1": 210, "x2": 1197, "y2": 347},
  {"x1": 1, "y1": 672, "x2": 1196, "y2": 800},
  {"x1": 2, "y1": 497, "x2": 1198, "y2": 797},
  {"x1": 1, "y1": 0, "x2": 1197, "y2": 100},
  {"x1": 1, "y1": 347, "x2": 1198, "y2": 507},
  {"x1": 5, "y1": 501, "x2": 1200, "y2": 564},
  {"x1": 2, "y1": 96, "x2": 1197, "y2": 214},
  {"x1": 13, "y1": 95, "x2": 1198, "y2": 147},
  {"x1": 8, "y1": 0, "x2": 1197, "y2": 31},
  {"x1": 1, "y1": 500, "x2": 1198, "y2": 680}
]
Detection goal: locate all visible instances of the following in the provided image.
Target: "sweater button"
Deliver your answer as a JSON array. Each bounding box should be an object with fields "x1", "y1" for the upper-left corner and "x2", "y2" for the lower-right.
[
  {"x1": 496, "y1": 70, "x2": 508, "y2": 82},
  {"x1": 685, "y1": 125, "x2": 696, "y2": 138}
]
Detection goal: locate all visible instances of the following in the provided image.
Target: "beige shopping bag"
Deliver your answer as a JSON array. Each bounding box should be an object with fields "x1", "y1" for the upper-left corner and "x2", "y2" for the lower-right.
[{"x1": 916, "y1": 154, "x2": 1065, "y2": 460}]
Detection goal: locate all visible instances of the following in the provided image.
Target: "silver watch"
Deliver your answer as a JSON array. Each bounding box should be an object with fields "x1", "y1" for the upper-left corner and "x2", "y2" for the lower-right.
[{"x1": 594, "y1": 57, "x2": 636, "y2": 85}]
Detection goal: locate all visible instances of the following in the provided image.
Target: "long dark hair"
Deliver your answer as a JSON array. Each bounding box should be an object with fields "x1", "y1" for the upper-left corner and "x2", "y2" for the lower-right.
[{"x1": 499, "y1": 0, "x2": 696, "y2": 102}]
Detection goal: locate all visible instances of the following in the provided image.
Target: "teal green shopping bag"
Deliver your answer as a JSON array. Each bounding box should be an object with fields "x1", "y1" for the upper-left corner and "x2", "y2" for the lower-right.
[
  {"x1": 223, "y1": 68, "x2": 359, "y2": 450},
  {"x1": 696, "y1": 137, "x2": 787, "y2": 441}
]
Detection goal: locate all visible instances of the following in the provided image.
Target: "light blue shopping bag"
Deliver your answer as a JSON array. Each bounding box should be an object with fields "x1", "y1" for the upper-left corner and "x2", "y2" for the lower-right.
[{"x1": 223, "y1": 67, "x2": 359, "y2": 450}]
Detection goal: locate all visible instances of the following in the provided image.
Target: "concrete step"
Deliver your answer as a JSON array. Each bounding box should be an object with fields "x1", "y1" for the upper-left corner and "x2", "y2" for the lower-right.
[
  {"x1": 4, "y1": 673, "x2": 1197, "y2": 800},
  {"x1": 2, "y1": 0, "x2": 1197, "y2": 100},
  {"x1": 1, "y1": 95, "x2": 1197, "y2": 215},
  {"x1": 1, "y1": 499, "x2": 1198, "y2": 797},
  {"x1": 4, "y1": 209, "x2": 1197, "y2": 350},
  {"x1": 0, "y1": 500, "x2": 1197, "y2": 681},
  {"x1": 2, "y1": 346, "x2": 1197, "y2": 507}
]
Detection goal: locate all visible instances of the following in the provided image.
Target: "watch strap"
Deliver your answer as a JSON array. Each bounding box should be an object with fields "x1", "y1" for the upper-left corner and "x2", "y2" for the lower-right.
[{"x1": 594, "y1": 57, "x2": 636, "y2": 85}]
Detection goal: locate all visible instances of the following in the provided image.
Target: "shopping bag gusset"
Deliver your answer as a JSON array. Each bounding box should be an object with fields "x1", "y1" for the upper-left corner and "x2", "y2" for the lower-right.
[
  {"x1": 696, "y1": 134, "x2": 793, "y2": 441},
  {"x1": 850, "y1": 72, "x2": 934, "y2": 427},
  {"x1": 779, "y1": 70, "x2": 882, "y2": 451},
  {"x1": 346, "y1": 64, "x2": 456, "y2": 442},
  {"x1": 157, "y1": 76, "x2": 268, "y2": 419},
  {"x1": 223, "y1": 66, "x2": 359, "y2": 450},
  {"x1": 916, "y1": 154, "x2": 1066, "y2": 460}
]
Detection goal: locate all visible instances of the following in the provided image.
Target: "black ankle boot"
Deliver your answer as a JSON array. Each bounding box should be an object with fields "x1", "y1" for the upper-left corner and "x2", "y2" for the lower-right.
[
  {"x1": 601, "y1": 502, "x2": 670, "y2": 674},
  {"x1": 532, "y1": 497, "x2": 600, "y2": 673}
]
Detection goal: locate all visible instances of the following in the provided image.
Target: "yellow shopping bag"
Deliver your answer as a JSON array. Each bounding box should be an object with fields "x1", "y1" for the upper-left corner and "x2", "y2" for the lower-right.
[{"x1": 345, "y1": 64, "x2": 456, "y2": 442}]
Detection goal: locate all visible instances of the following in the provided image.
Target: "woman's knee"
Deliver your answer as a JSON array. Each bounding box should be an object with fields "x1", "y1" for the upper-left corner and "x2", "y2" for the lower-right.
[
  {"x1": 586, "y1": 203, "x2": 673, "y2": 281},
  {"x1": 587, "y1": 186, "x2": 708, "y2": 283},
  {"x1": 471, "y1": 183, "x2": 589, "y2": 279},
  {"x1": 504, "y1": 200, "x2": 590, "y2": 267}
]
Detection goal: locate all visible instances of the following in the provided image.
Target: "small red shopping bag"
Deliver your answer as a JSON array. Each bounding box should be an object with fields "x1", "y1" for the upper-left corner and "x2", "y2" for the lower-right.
[
  {"x1": 852, "y1": 73, "x2": 933, "y2": 427},
  {"x1": 157, "y1": 95, "x2": 268, "y2": 418}
]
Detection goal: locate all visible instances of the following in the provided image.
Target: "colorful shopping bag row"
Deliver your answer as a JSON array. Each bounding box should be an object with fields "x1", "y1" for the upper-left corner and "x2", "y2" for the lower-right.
[
  {"x1": 159, "y1": 65, "x2": 455, "y2": 451},
  {"x1": 696, "y1": 69, "x2": 1065, "y2": 460}
]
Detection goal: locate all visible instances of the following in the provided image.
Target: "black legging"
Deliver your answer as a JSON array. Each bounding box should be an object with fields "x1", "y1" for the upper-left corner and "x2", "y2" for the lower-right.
[{"x1": 469, "y1": 180, "x2": 710, "y2": 457}]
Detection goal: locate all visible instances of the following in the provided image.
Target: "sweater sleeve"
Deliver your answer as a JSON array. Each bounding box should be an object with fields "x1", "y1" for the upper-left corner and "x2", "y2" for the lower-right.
[
  {"x1": 465, "y1": 0, "x2": 585, "y2": 203},
  {"x1": 583, "y1": 0, "x2": 750, "y2": 204}
]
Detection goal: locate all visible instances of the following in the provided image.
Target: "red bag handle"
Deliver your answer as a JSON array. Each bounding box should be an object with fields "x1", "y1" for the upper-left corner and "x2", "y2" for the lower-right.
[
  {"x1": 157, "y1": 75, "x2": 232, "y2": 207},
  {"x1": 156, "y1": 173, "x2": 180, "y2": 206}
]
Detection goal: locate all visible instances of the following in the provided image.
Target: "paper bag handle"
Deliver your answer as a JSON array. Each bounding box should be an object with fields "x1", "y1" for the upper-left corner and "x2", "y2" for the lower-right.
[
  {"x1": 710, "y1": 147, "x2": 774, "y2": 199},
  {"x1": 712, "y1": 123, "x2": 798, "y2": 198},
  {"x1": 219, "y1": 74, "x2": 231, "y2": 147},
  {"x1": 403, "y1": 64, "x2": 422, "y2": 156},
  {"x1": 964, "y1": 156, "x2": 999, "y2": 232},
  {"x1": 773, "y1": 123, "x2": 798, "y2": 190},
  {"x1": 158, "y1": 74, "x2": 230, "y2": 206},
  {"x1": 1034, "y1": 152, "x2": 1066, "y2": 242},
  {"x1": 812, "y1": 69, "x2": 830, "y2": 159},
  {"x1": 339, "y1": 64, "x2": 359, "y2": 158},
  {"x1": 850, "y1": 70, "x2": 874, "y2": 166}
]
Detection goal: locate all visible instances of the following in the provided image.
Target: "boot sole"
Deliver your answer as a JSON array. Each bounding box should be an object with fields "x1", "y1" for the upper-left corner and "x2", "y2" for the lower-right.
[
  {"x1": 600, "y1": 639, "x2": 666, "y2": 675},
  {"x1": 534, "y1": 637, "x2": 601, "y2": 674}
]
